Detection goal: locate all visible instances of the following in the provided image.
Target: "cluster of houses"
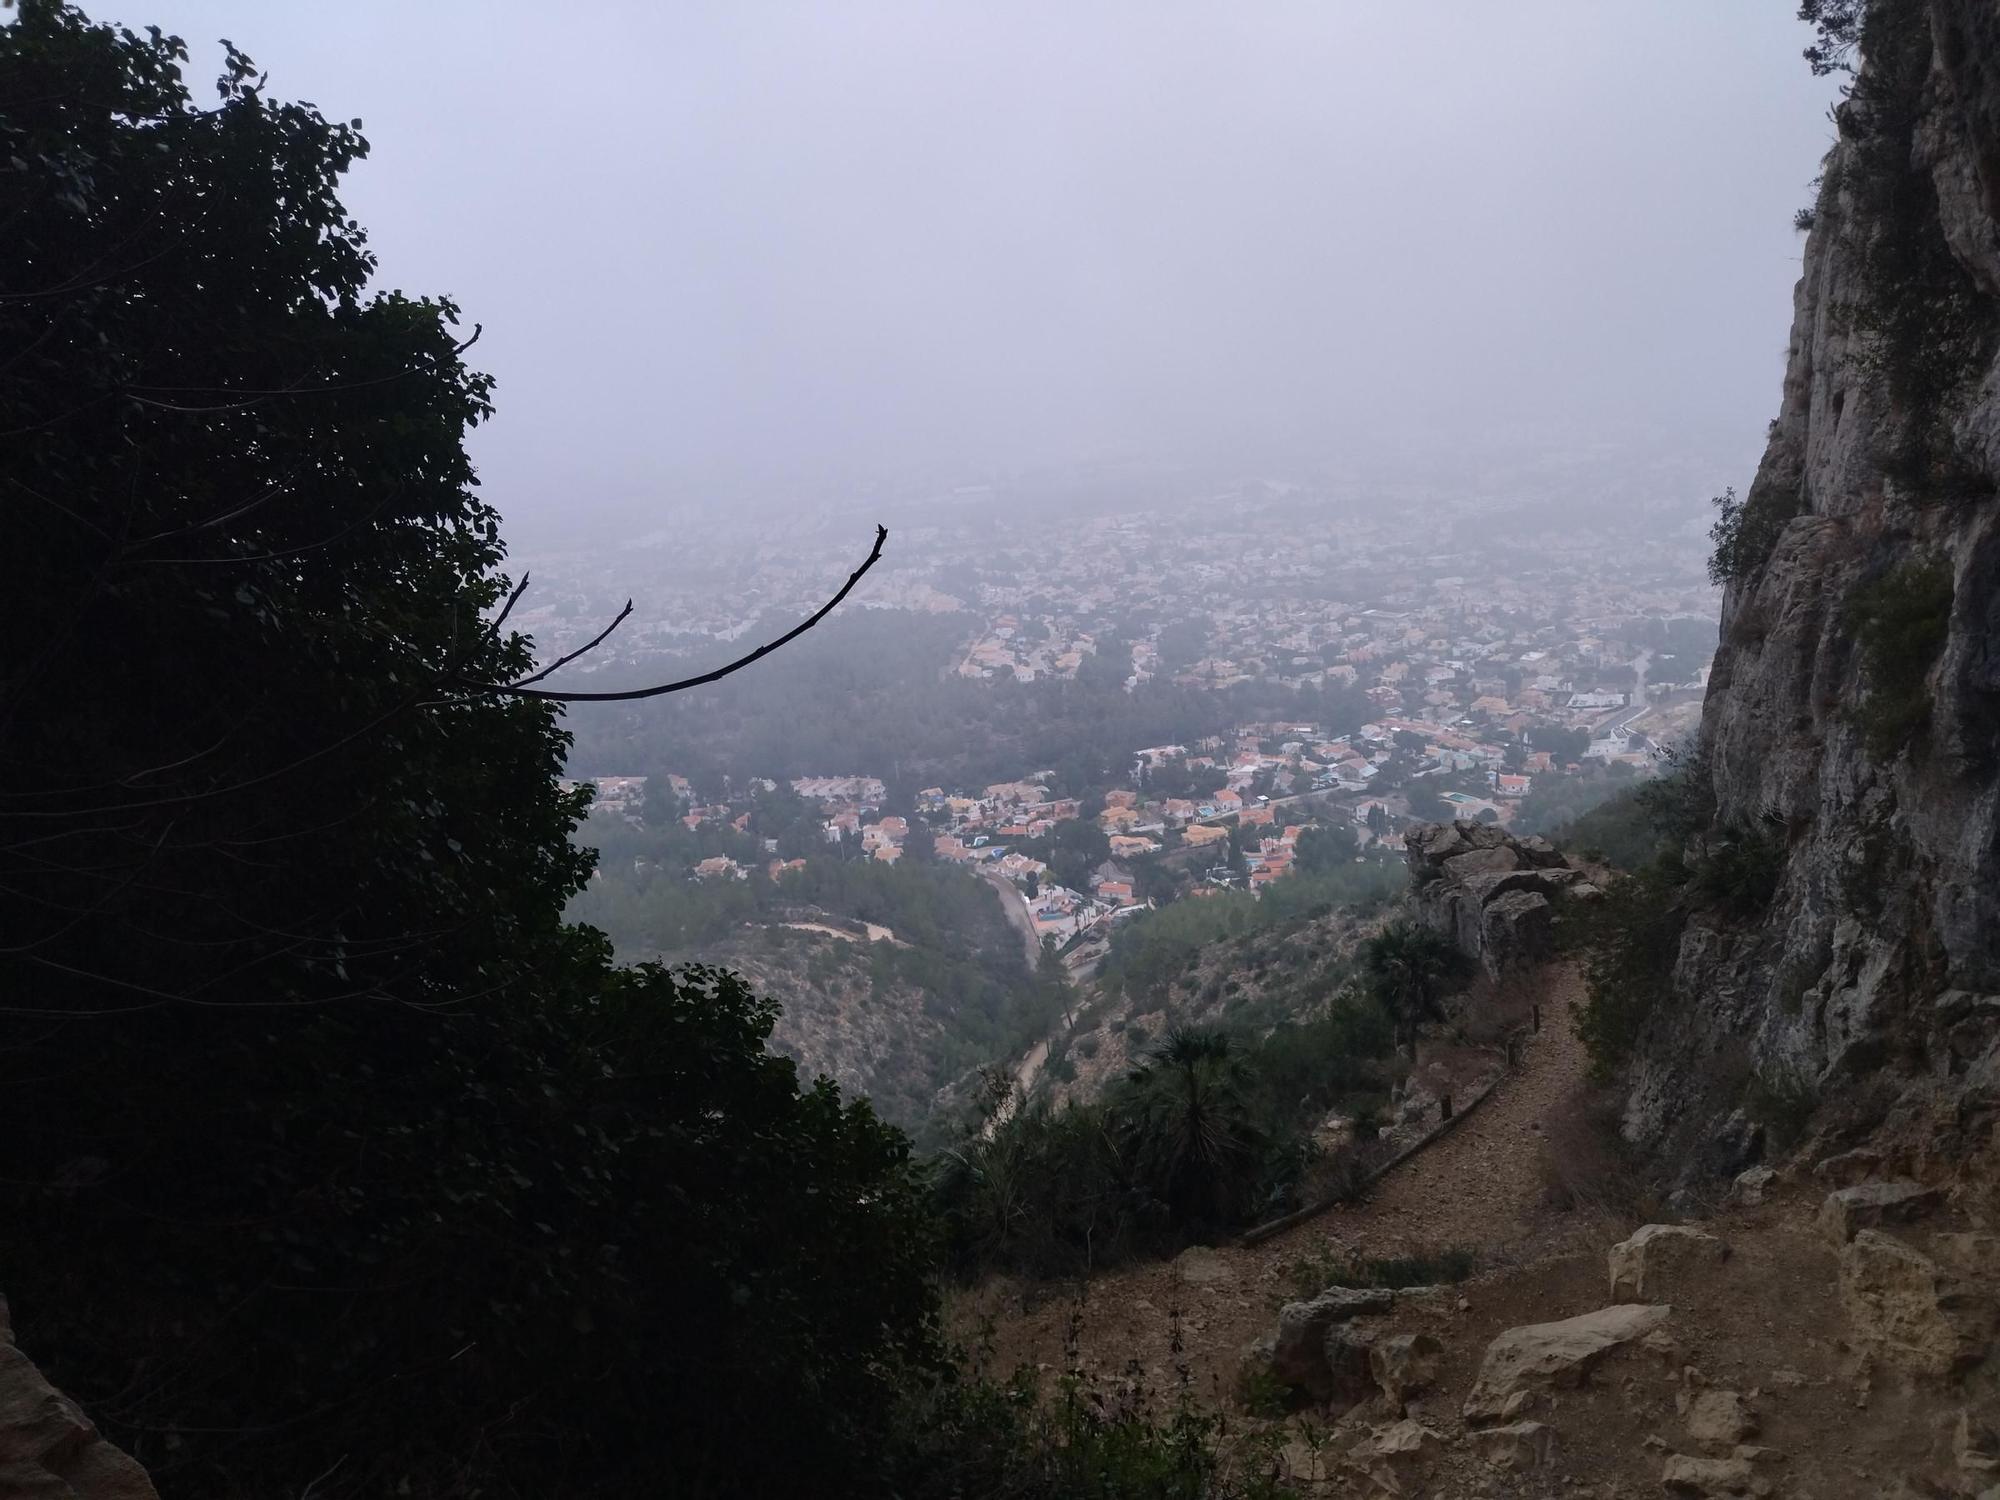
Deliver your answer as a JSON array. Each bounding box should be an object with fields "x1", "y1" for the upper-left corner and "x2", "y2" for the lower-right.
[
  {"x1": 955, "y1": 613, "x2": 1094, "y2": 683},
  {"x1": 572, "y1": 678, "x2": 1660, "y2": 909}
]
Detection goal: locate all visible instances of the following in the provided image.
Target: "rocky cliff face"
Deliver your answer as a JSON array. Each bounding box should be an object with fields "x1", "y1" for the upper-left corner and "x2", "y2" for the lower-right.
[{"x1": 1628, "y1": 0, "x2": 2000, "y2": 1193}]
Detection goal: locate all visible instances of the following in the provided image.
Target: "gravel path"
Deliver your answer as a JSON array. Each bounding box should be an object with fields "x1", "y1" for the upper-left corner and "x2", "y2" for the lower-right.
[{"x1": 964, "y1": 963, "x2": 1595, "y2": 1402}]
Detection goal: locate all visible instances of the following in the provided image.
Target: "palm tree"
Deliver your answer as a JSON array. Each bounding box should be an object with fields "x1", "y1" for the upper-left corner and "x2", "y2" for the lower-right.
[
  {"x1": 1361, "y1": 921, "x2": 1468, "y2": 1047},
  {"x1": 1114, "y1": 1027, "x2": 1265, "y2": 1229}
]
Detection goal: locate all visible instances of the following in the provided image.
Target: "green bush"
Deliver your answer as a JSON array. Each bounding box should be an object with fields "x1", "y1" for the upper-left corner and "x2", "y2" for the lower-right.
[
  {"x1": 936, "y1": 1008, "x2": 1396, "y2": 1278},
  {"x1": 1745, "y1": 1068, "x2": 1821, "y2": 1153},
  {"x1": 1561, "y1": 865, "x2": 1689, "y2": 1081},
  {"x1": 1688, "y1": 822, "x2": 1789, "y2": 917},
  {"x1": 1846, "y1": 560, "x2": 1954, "y2": 759},
  {"x1": 1708, "y1": 484, "x2": 1801, "y2": 585}
]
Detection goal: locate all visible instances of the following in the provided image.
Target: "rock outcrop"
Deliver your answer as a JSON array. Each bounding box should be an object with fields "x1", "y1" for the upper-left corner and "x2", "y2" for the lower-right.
[
  {"x1": 1624, "y1": 0, "x2": 2000, "y2": 1192},
  {"x1": 1839, "y1": 1226, "x2": 1999, "y2": 1378},
  {"x1": 1266, "y1": 1286, "x2": 1394, "y2": 1400},
  {"x1": 0, "y1": 1298, "x2": 156, "y2": 1500},
  {"x1": 1607, "y1": 1224, "x2": 1731, "y2": 1302},
  {"x1": 1368, "y1": 1331, "x2": 1441, "y2": 1409},
  {"x1": 1816, "y1": 1179, "x2": 1943, "y2": 1242},
  {"x1": 1460, "y1": 1303, "x2": 1670, "y2": 1423},
  {"x1": 1404, "y1": 821, "x2": 1591, "y2": 979}
]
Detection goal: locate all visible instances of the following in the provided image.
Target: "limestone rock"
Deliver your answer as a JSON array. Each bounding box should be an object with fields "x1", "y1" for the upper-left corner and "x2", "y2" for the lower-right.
[
  {"x1": 1660, "y1": 1453, "x2": 1767, "y2": 1496},
  {"x1": 1814, "y1": 1148, "x2": 1885, "y2": 1188},
  {"x1": 1461, "y1": 1303, "x2": 1671, "y2": 1423},
  {"x1": 1817, "y1": 1180, "x2": 1944, "y2": 1244},
  {"x1": 1403, "y1": 820, "x2": 1585, "y2": 978},
  {"x1": 1350, "y1": 1418, "x2": 1444, "y2": 1493},
  {"x1": 1369, "y1": 1332, "x2": 1442, "y2": 1407},
  {"x1": 1935, "y1": 1231, "x2": 2000, "y2": 1281},
  {"x1": 1839, "y1": 1228, "x2": 1997, "y2": 1378},
  {"x1": 1614, "y1": 1, "x2": 2000, "y2": 1187},
  {"x1": 0, "y1": 1310, "x2": 157, "y2": 1500},
  {"x1": 1609, "y1": 1225, "x2": 1731, "y2": 1302},
  {"x1": 1269, "y1": 1287, "x2": 1392, "y2": 1396},
  {"x1": 1683, "y1": 1389, "x2": 1758, "y2": 1447},
  {"x1": 1514, "y1": 834, "x2": 1568, "y2": 869},
  {"x1": 1480, "y1": 889, "x2": 1554, "y2": 976},
  {"x1": 1322, "y1": 1327, "x2": 1379, "y2": 1411},
  {"x1": 1729, "y1": 1165, "x2": 1777, "y2": 1207},
  {"x1": 1732, "y1": 1445, "x2": 1786, "y2": 1466},
  {"x1": 1442, "y1": 845, "x2": 1521, "y2": 880},
  {"x1": 1474, "y1": 1420, "x2": 1554, "y2": 1471}
]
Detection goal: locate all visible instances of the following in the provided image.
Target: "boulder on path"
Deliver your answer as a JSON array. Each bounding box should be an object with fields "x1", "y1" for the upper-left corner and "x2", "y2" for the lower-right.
[
  {"x1": 1461, "y1": 1303, "x2": 1671, "y2": 1423},
  {"x1": 1474, "y1": 1420, "x2": 1555, "y2": 1471},
  {"x1": 1682, "y1": 1389, "x2": 1758, "y2": 1447},
  {"x1": 1369, "y1": 1332, "x2": 1442, "y2": 1408},
  {"x1": 1839, "y1": 1228, "x2": 1998, "y2": 1379},
  {"x1": 1816, "y1": 1180, "x2": 1943, "y2": 1244},
  {"x1": 1268, "y1": 1287, "x2": 1393, "y2": 1397},
  {"x1": 1608, "y1": 1225, "x2": 1730, "y2": 1302},
  {"x1": 1728, "y1": 1165, "x2": 1776, "y2": 1207}
]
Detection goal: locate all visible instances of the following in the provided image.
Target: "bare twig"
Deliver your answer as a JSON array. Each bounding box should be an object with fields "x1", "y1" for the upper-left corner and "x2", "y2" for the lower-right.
[
  {"x1": 467, "y1": 524, "x2": 887, "y2": 702},
  {"x1": 504, "y1": 599, "x2": 634, "y2": 689}
]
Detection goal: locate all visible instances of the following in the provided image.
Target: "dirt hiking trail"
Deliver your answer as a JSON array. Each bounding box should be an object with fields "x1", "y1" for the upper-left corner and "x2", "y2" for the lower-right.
[{"x1": 961, "y1": 963, "x2": 1599, "y2": 1402}]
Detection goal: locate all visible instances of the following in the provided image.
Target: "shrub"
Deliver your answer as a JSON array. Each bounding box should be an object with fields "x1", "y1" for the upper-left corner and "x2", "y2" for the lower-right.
[
  {"x1": 1356, "y1": 922, "x2": 1471, "y2": 1040},
  {"x1": 1745, "y1": 1068, "x2": 1821, "y2": 1153},
  {"x1": 888, "y1": 1359, "x2": 1301, "y2": 1500},
  {"x1": 1116, "y1": 1029, "x2": 1268, "y2": 1230},
  {"x1": 1688, "y1": 821, "x2": 1789, "y2": 917},
  {"x1": 1708, "y1": 484, "x2": 1802, "y2": 585},
  {"x1": 1824, "y1": 0, "x2": 1999, "y2": 490},
  {"x1": 1536, "y1": 1088, "x2": 1665, "y2": 1227},
  {"x1": 1846, "y1": 560, "x2": 1954, "y2": 759},
  {"x1": 1562, "y1": 864, "x2": 1688, "y2": 1080}
]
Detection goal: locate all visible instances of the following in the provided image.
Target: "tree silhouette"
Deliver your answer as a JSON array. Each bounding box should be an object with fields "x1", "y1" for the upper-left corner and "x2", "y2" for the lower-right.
[
  {"x1": 1359, "y1": 921, "x2": 1470, "y2": 1046},
  {"x1": 1115, "y1": 1027, "x2": 1265, "y2": 1228}
]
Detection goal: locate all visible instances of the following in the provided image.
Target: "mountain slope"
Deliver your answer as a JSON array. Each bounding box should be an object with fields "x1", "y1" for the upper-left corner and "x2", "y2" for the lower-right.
[{"x1": 1628, "y1": 0, "x2": 2000, "y2": 1195}]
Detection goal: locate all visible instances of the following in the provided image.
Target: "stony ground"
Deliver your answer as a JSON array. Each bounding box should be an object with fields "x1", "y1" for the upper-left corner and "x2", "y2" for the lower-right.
[{"x1": 956, "y1": 962, "x2": 1986, "y2": 1497}]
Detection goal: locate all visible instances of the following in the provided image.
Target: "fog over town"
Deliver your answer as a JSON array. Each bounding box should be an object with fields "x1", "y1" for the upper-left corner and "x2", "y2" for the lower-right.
[
  {"x1": 141, "y1": 2, "x2": 1839, "y2": 531},
  {"x1": 23, "y1": 0, "x2": 2000, "y2": 1492},
  {"x1": 98, "y1": 1, "x2": 1846, "y2": 1122}
]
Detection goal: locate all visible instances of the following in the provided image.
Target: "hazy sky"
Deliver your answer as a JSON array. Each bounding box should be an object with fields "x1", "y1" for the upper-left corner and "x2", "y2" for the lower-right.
[{"x1": 127, "y1": 2, "x2": 1840, "y2": 524}]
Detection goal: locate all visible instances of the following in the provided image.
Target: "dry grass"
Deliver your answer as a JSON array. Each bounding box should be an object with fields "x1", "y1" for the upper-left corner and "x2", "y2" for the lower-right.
[
  {"x1": 1535, "y1": 1086, "x2": 1667, "y2": 1230},
  {"x1": 1449, "y1": 970, "x2": 1538, "y2": 1049}
]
